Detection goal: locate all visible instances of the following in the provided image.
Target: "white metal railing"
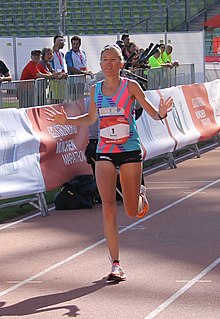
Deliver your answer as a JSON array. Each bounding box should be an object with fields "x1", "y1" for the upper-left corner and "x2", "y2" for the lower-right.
[
  {"x1": 0, "y1": 64, "x2": 195, "y2": 109},
  {"x1": 131, "y1": 63, "x2": 195, "y2": 90},
  {"x1": 205, "y1": 62, "x2": 220, "y2": 82},
  {"x1": 0, "y1": 74, "x2": 90, "y2": 109}
]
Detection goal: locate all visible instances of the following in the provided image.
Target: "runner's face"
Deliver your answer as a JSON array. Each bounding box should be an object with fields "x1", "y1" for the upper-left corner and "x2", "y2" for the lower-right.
[{"x1": 100, "y1": 48, "x2": 123, "y2": 76}]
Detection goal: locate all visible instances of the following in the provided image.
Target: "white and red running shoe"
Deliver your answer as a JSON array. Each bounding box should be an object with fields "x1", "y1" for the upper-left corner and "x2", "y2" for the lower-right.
[
  {"x1": 137, "y1": 185, "x2": 149, "y2": 218},
  {"x1": 106, "y1": 262, "x2": 126, "y2": 283}
]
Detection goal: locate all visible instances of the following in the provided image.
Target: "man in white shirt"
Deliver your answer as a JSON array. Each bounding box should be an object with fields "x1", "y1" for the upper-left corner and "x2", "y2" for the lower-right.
[
  {"x1": 51, "y1": 35, "x2": 66, "y2": 72},
  {"x1": 65, "y1": 36, "x2": 92, "y2": 75}
]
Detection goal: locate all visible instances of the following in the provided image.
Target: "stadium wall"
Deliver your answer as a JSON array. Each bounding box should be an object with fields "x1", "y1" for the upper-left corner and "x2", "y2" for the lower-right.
[{"x1": 0, "y1": 31, "x2": 205, "y2": 83}]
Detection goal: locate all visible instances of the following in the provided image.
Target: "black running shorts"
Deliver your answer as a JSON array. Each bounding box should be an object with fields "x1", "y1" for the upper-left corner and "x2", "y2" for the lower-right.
[{"x1": 96, "y1": 150, "x2": 143, "y2": 168}]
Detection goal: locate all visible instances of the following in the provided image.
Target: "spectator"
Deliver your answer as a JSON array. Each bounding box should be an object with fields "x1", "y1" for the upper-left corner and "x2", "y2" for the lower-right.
[
  {"x1": 40, "y1": 47, "x2": 67, "y2": 79},
  {"x1": 20, "y1": 49, "x2": 62, "y2": 80},
  {"x1": 148, "y1": 49, "x2": 163, "y2": 68},
  {"x1": 127, "y1": 42, "x2": 150, "y2": 70},
  {"x1": 39, "y1": 47, "x2": 68, "y2": 104},
  {"x1": 121, "y1": 33, "x2": 131, "y2": 61},
  {"x1": 128, "y1": 42, "x2": 139, "y2": 58},
  {"x1": 158, "y1": 43, "x2": 166, "y2": 64},
  {"x1": 0, "y1": 60, "x2": 12, "y2": 82},
  {"x1": 162, "y1": 44, "x2": 179, "y2": 67},
  {"x1": 116, "y1": 40, "x2": 125, "y2": 51},
  {"x1": 148, "y1": 49, "x2": 173, "y2": 69},
  {"x1": 65, "y1": 35, "x2": 92, "y2": 75},
  {"x1": 39, "y1": 47, "x2": 55, "y2": 73},
  {"x1": 51, "y1": 35, "x2": 66, "y2": 72}
]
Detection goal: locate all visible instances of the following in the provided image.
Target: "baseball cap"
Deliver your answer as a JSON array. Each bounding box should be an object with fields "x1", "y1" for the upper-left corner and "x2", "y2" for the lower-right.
[{"x1": 31, "y1": 49, "x2": 41, "y2": 56}]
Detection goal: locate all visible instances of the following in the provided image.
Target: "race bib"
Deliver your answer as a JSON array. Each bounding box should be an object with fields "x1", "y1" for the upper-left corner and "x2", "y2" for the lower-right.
[{"x1": 100, "y1": 116, "x2": 130, "y2": 144}]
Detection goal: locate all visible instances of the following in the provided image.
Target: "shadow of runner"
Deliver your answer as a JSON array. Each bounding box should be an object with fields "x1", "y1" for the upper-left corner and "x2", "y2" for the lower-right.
[{"x1": 0, "y1": 278, "x2": 106, "y2": 317}]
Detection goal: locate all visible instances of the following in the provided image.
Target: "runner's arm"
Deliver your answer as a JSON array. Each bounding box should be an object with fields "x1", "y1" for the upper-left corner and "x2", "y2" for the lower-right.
[{"x1": 128, "y1": 79, "x2": 173, "y2": 120}]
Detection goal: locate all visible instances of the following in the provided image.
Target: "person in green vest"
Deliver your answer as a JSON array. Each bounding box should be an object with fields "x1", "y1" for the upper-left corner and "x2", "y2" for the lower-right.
[
  {"x1": 148, "y1": 49, "x2": 173, "y2": 68},
  {"x1": 161, "y1": 44, "x2": 179, "y2": 67},
  {"x1": 148, "y1": 49, "x2": 162, "y2": 68},
  {"x1": 158, "y1": 43, "x2": 166, "y2": 64}
]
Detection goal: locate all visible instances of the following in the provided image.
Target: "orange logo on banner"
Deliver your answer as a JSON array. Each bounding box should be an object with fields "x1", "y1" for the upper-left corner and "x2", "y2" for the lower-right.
[
  {"x1": 182, "y1": 83, "x2": 219, "y2": 141},
  {"x1": 27, "y1": 100, "x2": 92, "y2": 191}
]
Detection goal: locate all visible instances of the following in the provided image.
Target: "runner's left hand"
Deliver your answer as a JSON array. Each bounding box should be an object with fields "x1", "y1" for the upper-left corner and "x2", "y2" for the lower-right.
[{"x1": 158, "y1": 96, "x2": 173, "y2": 119}]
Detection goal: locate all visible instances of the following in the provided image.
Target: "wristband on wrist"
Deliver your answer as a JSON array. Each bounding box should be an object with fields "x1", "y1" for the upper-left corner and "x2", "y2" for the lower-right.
[
  {"x1": 158, "y1": 113, "x2": 167, "y2": 123},
  {"x1": 158, "y1": 113, "x2": 167, "y2": 120}
]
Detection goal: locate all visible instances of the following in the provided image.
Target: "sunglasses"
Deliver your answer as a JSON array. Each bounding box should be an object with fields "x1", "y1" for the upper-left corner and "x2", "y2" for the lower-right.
[{"x1": 103, "y1": 44, "x2": 122, "y2": 51}]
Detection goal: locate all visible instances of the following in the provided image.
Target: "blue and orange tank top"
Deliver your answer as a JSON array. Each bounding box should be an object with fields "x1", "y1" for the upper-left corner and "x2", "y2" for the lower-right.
[{"x1": 94, "y1": 77, "x2": 141, "y2": 153}]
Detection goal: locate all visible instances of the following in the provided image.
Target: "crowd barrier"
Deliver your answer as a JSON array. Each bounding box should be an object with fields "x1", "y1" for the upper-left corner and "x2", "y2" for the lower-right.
[
  {"x1": 0, "y1": 64, "x2": 195, "y2": 109},
  {"x1": 132, "y1": 63, "x2": 195, "y2": 90},
  {"x1": 0, "y1": 74, "x2": 89, "y2": 109},
  {"x1": 1, "y1": 79, "x2": 220, "y2": 217},
  {"x1": 205, "y1": 62, "x2": 220, "y2": 82}
]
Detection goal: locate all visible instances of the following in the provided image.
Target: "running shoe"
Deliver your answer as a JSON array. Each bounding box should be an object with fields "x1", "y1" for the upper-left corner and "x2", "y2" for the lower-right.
[
  {"x1": 106, "y1": 262, "x2": 126, "y2": 283},
  {"x1": 137, "y1": 185, "x2": 149, "y2": 218}
]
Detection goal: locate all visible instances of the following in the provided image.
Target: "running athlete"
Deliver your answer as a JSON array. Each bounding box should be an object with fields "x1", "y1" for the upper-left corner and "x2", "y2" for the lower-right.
[{"x1": 45, "y1": 44, "x2": 173, "y2": 283}]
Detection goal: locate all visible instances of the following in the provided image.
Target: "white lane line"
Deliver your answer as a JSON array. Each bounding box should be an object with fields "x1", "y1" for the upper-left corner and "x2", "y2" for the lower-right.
[
  {"x1": 0, "y1": 206, "x2": 55, "y2": 231},
  {"x1": 148, "y1": 181, "x2": 213, "y2": 183},
  {"x1": 184, "y1": 192, "x2": 206, "y2": 195},
  {"x1": 0, "y1": 178, "x2": 219, "y2": 298},
  {"x1": 118, "y1": 178, "x2": 220, "y2": 234},
  {"x1": 144, "y1": 257, "x2": 220, "y2": 319},
  {"x1": 0, "y1": 212, "x2": 41, "y2": 230},
  {"x1": 6, "y1": 281, "x2": 42, "y2": 284},
  {"x1": 0, "y1": 236, "x2": 106, "y2": 298},
  {"x1": 176, "y1": 280, "x2": 212, "y2": 283},
  {"x1": 147, "y1": 187, "x2": 189, "y2": 189}
]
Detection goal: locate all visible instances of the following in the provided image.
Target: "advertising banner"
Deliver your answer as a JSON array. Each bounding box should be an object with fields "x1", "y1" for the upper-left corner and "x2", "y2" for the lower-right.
[
  {"x1": 1, "y1": 80, "x2": 220, "y2": 200},
  {"x1": 137, "y1": 85, "x2": 202, "y2": 160},
  {"x1": 27, "y1": 100, "x2": 92, "y2": 191},
  {"x1": 181, "y1": 82, "x2": 219, "y2": 141},
  {"x1": 203, "y1": 79, "x2": 220, "y2": 126},
  {"x1": 0, "y1": 108, "x2": 45, "y2": 199},
  {"x1": 0, "y1": 100, "x2": 92, "y2": 199}
]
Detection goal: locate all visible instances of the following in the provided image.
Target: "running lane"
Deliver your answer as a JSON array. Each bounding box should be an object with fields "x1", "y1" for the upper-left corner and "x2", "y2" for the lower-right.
[{"x1": 0, "y1": 143, "x2": 219, "y2": 319}]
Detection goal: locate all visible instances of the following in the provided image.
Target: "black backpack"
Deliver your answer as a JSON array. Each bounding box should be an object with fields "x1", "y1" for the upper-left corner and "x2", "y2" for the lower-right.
[{"x1": 54, "y1": 174, "x2": 98, "y2": 210}]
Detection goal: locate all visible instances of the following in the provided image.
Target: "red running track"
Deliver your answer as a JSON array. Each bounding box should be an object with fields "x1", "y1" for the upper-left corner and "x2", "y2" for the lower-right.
[{"x1": 0, "y1": 141, "x2": 219, "y2": 319}]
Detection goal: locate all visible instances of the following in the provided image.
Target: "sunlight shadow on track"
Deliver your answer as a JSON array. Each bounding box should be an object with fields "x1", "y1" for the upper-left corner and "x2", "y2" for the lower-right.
[{"x1": 0, "y1": 278, "x2": 106, "y2": 317}]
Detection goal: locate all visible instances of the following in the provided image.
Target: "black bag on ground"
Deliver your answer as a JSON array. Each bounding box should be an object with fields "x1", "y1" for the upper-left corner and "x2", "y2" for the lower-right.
[{"x1": 54, "y1": 174, "x2": 97, "y2": 210}]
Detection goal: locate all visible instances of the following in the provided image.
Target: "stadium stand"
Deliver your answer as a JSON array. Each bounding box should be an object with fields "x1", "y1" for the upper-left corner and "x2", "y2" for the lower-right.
[{"x1": 0, "y1": 0, "x2": 218, "y2": 37}]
